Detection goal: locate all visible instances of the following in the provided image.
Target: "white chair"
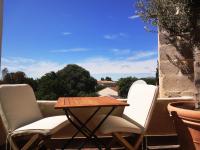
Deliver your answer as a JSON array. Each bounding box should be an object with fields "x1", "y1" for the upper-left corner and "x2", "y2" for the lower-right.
[
  {"x1": 132, "y1": 80, "x2": 147, "y2": 85},
  {"x1": 94, "y1": 80, "x2": 158, "y2": 150},
  {"x1": 0, "y1": 84, "x2": 68, "y2": 150}
]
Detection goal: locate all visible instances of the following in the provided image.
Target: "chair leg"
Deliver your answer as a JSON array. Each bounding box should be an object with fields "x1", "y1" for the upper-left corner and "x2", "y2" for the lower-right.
[
  {"x1": 9, "y1": 137, "x2": 20, "y2": 150},
  {"x1": 43, "y1": 135, "x2": 54, "y2": 150},
  {"x1": 113, "y1": 133, "x2": 135, "y2": 150},
  {"x1": 113, "y1": 133, "x2": 144, "y2": 150},
  {"x1": 132, "y1": 134, "x2": 144, "y2": 150},
  {"x1": 21, "y1": 134, "x2": 40, "y2": 150}
]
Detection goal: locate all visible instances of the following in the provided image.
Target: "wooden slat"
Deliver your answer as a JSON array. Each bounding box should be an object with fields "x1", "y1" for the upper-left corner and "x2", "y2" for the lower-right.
[
  {"x1": 147, "y1": 145, "x2": 180, "y2": 149},
  {"x1": 55, "y1": 96, "x2": 129, "y2": 109}
]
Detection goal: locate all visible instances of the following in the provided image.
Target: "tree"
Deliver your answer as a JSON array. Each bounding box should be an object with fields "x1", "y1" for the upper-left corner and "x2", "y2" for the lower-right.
[
  {"x1": 36, "y1": 64, "x2": 97, "y2": 100},
  {"x1": 141, "y1": 77, "x2": 156, "y2": 85},
  {"x1": 117, "y1": 77, "x2": 138, "y2": 98},
  {"x1": 57, "y1": 64, "x2": 97, "y2": 96},
  {"x1": 36, "y1": 72, "x2": 64, "y2": 100},
  {"x1": 101, "y1": 77, "x2": 105, "y2": 81},
  {"x1": 3, "y1": 71, "x2": 26, "y2": 83},
  {"x1": 117, "y1": 76, "x2": 156, "y2": 98},
  {"x1": 2, "y1": 67, "x2": 8, "y2": 80},
  {"x1": 136, "y1": 0, "x2": 200, "y2": 108},
  {"x1": 1, "y1": 71, "x2": 38, "y2": 91},
  {"x1": 105, "y1": 76, "x2": 112, "y2": 81}
]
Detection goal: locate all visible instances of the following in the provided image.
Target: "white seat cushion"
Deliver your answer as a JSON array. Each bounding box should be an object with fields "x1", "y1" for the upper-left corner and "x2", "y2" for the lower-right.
[
  {"x1": 13, "y1": 115, "x2": 68, "y2": 136},
  {"x1": 94, "y1": 115, "x2": 143, "y2": 135},
  {"x1": 124, "y1": 84, "x2": 157, "y2": 128}
]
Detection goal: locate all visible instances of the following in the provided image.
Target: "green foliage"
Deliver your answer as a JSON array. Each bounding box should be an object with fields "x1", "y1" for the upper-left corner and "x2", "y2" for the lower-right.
[
  {"x1": 1, "y1": 65, "x2": 97, "y2": 100},
  {"x1": 101, "y1": 77, "x2": 105, "y2": 80},
  {"x1": 36, "y1": 72, "x2": 64, "y2": 100},
  {"x1": 105, "y1": 76, "x2": 112, "y2": 81},
  {"x1": 101, "y1": 76, "x2": 112, "y2": 81},
  {"x1": 136, "y1": 0, "x2": 194, "y2": 34},
  {"x1": 117, "y1": 77, "x2": 138, "y2": 98},
  {"x1": 2, "y1": 68, "x2": 8, "y2": 79},
  {"x1": 3, "y1": 71, "x2": 26, "y2": 83},
  {"x1": 117, "y1": 76, "x2": 156, "y2": 98},
  {"x1": 136, "y1": 0, "x2": 200, "y2": 49},
  {"x1": 36, "y1": 64, "x2": 97, "y2": 100},
  {"x1": 140, "y1": 77, "x2": 157, "y2": 85},
  {"x1": 57, "y1": 64, "x2": 97, "y2": 96},
  {"x1": 1, "y1": 71, "x2": 38, "y2": 91},
  {"x1": 1, "y1": 66, "x2": 156, "y2": 100},
  {"x1": 24, "y1": 77, "x2": 38, "y2": 92}
]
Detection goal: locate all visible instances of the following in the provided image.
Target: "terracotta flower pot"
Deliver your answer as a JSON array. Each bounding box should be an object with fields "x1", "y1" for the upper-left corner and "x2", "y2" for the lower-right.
[{"x1": 167, "y1": 101, "x2": 200, "y2": 150}]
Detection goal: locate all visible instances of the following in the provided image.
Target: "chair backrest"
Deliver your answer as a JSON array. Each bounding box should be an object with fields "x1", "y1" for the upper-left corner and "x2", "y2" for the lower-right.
[
  {"x1": 123, "y1": 80, "x2": 158, "y2": 130},
  {"x1": 0, "y1": 84, "x2": 43, "y2": 132},
  {"x1": 132, "y1": 80, "x2": 147, "y2": 85}
]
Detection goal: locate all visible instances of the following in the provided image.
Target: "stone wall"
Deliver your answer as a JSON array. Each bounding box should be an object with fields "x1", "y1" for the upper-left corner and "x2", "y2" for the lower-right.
[{"x1": 159, "y1": 30, "x2": 195, "y2": 97}]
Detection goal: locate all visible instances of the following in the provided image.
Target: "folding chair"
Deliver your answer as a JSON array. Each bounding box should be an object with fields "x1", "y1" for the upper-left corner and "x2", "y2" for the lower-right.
[
  {"x1": 0, "y1": 84, "x2": 68, "y2": 150},
  {"x1": 93, "y1": 80, "x2": 158, "y2": 150}
]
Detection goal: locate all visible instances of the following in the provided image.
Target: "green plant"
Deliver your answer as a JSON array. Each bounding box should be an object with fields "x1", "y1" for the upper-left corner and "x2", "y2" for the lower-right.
[{"x1": 136, "y1": 0, "x2": 200, "y2": 108}]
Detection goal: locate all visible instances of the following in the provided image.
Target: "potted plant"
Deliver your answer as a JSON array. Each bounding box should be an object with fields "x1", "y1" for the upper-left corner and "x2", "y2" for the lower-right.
[
  {"x1": 135, "y1": 0, "x2": 200, "y2": 149},
  {"x1": 167, "y1": 101, "x2": 200, "y2": 149}
]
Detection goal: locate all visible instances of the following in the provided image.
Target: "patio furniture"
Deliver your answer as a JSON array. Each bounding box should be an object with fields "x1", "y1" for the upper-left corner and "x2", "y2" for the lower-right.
[
  {"x1": 55, "y1": 96, "x2": 129, "y2": 149},
  {"x1": 93, "y1": 81, "x2": 158, "y2": 150},
  {"x1": 0, "y1": 84, "x2": 68, "y2": 150}
]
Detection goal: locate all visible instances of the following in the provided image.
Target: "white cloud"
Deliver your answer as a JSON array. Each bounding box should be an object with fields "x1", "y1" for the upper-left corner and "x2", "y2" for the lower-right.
[
  {"x1": 104, "y1": 35, "x2": 116, "y2": 40},
  {"x1": 78, "y1": 57, "x2": 157, "y2": 75},
  {"x1": 110, "y1": 49, "x2": 157, "y2": 60},
  {"x1": 62, "y1": 32, "x2": 72, "y2": 35},
  {"x1": 50, "y1": 48, "x2": 89, "y2": 53},
  {"x1": 128, "y1": 15, "x2": 139, "y2": 20},
  {"x1": 104, "y1": 33, "x2": 127, "y2": 40},
  {"x1": 111, "y1": 48, "x2": 131, "y2": 55},
  {"x1": 2, "y1": 57, "x2": 65, "y2": 78},
  {"x1": 127, "y1": 51, "x2": 157, "y2": 61},
  {"x1": 2, "y1": 56, "x2": 157, "y2": 79}
]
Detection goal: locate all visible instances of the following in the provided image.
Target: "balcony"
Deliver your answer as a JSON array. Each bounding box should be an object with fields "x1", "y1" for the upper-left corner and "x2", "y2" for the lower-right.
[{"x1": 0, "y1": 97, "x2": 191, "y2": 149}]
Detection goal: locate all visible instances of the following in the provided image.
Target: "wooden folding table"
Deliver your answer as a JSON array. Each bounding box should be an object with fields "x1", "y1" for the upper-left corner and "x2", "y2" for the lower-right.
[{"x1": 55, "y1": 96, "x2": 129, "y2": 149}]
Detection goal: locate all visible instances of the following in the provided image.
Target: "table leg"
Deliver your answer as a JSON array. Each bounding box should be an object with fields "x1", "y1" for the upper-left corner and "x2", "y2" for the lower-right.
[
  {"x1": 67, "y1": 107, "x2": 101, "y2": 136},
  {"x1": 63, "y1": 106, "x2": 116, "y2": 149},
  {"x1": 75, "y1": 106, "x2": 116, "y2": 149},
  {"x1": 62, "y1": 109, "x2": 91, "y2": 149},
  {"x1": 67, "y1": 107, "x2": 103, "y2": 148}
]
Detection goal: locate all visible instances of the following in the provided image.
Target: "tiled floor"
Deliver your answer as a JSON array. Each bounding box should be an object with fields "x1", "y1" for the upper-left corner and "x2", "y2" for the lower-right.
[{"x1": 0, "y1": 135, "x2": 180, "y2": 150}]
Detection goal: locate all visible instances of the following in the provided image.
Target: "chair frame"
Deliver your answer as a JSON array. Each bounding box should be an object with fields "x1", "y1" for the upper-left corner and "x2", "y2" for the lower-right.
[
  {"x1": 0, "y1": 84, "x2": 65, "y2": 150},
  {"x1": 110, "y1": 85, "x2": 159, "y2": 150}
]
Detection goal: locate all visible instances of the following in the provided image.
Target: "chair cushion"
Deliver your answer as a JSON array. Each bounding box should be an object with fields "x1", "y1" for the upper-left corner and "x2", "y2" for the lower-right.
[
  {"x1": 0, "y1": 84, "x2": 43, "y2": 131},
  {"x1": 94, "y1": 115, "x2": 143, "y2": 135},
  {"x1": 12, "y1": 115, "x2": 68, "y2": 136},
  {"x1": 124, "y1": 83, "x2": 158, "y2": 128}
]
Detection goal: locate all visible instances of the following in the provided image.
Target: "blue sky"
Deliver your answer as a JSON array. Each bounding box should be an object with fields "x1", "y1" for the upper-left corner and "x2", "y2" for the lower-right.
[{"x1": 2, "y1": 0, "x2": 158, "y2": 80}]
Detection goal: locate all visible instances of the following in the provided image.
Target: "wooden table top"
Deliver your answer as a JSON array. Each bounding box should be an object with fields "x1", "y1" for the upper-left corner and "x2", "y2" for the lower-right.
[{"x1": 55, "y1": 96, "x2": 129, "y2": 109}]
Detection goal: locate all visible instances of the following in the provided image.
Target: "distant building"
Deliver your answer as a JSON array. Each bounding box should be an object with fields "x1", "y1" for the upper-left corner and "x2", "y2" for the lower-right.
[
  {"x1": 97, "y1": 80, "x2": 116, "y2": 87},
  {"x1": 97, "y1": 87, "x2": 119, "y2": 98}
]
